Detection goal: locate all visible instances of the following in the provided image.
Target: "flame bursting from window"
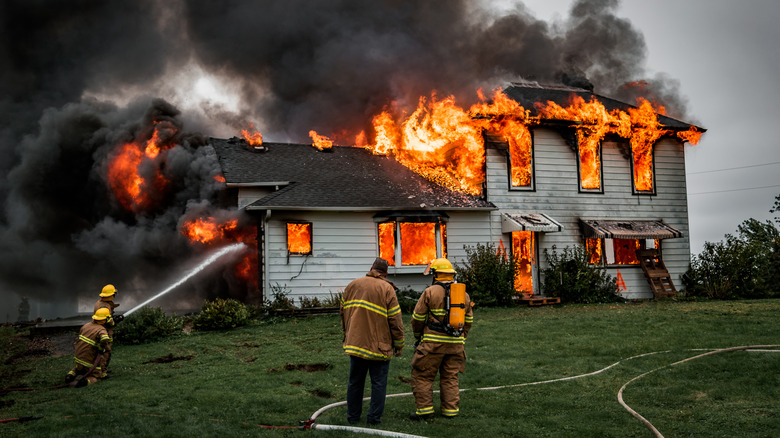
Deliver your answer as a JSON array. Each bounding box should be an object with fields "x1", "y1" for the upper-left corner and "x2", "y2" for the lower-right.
[
  {"x1": 400, "y1": 222, "x2": 437, "y2": 266},
  {"x1": 378, "y1": 222, "x2": 396, "y2": 266},
  {"x1": 352, "y1": 89, "x2": 700, "y2": 196},
  {"x1": 512, "y1": 231, "x2": 535, "y2": 293},
  {"x1": 287, "y1": 223, "x2": 312, "y2": 254},
  {"x1": 241, "y1": 123, "x2": 264, "y2": 146},
  {"x1": 309, "y1": 130, "x2": 333, "y2": 150},
  {"x1": 107, "y1": 121, "x2": 177, "y2": 213},
  {"x1": 179, "y1": 216, "x2": 257, "y2": 284},
  {"x1": 586, "y1": 238, "x2": 603, "y2": 265}
]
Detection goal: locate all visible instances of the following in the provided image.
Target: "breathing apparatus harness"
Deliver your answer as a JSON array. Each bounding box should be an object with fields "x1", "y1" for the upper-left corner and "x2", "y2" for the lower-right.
[{"x1": 426, "y1": 281, "x2": 466, "y2": 337}]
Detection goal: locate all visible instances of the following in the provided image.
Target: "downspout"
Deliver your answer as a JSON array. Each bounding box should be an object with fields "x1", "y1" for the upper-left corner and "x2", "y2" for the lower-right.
[{"x1": 263, "y1": 209, "x2": 271, "y2": 303}]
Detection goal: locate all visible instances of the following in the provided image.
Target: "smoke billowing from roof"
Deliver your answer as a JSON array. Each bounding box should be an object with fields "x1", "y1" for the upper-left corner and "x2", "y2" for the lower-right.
[{"x1": 0, "y1": 0, "x2": 692, "y2": 316}]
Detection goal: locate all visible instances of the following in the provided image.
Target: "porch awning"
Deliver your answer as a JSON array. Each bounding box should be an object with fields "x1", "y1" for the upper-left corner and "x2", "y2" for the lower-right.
[
  {"x1": 580, "y1": 219, "x2": 683, "y2": 240},
  {"x1": 501, "y1": 213, "x2": 563, "y2": 233}
]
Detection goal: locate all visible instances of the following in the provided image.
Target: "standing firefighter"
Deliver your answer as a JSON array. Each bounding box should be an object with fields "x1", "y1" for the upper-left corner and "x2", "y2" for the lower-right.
[
  {"x1": 410, "y1": 258, "x2": 473, "y2": 420},
  {"x1": 65, "y1": 308, "x2": 112, "y2": 387},
  {"x1": 340, "y1": 257, "x2": 405, "y2": 426},
  {"x1": 94, "y1": 284, "x2": 123, "y2": 377}
]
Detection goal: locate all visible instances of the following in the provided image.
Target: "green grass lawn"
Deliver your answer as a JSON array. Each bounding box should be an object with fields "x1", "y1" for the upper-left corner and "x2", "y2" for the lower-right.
[{"x1": 2, "y1": 299, "x2": 779, "y2": 437}]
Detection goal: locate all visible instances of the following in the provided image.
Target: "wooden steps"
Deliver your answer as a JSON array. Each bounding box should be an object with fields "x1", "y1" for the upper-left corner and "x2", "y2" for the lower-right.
[{"x1": 637, "y1": 249, "x2": 677, "y2": 298}]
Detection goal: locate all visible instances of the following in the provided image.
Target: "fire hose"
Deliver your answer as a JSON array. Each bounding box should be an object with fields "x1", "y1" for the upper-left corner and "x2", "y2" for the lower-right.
[{"x1": 3, "y1": 345, "x2": 777, "y2": 436}]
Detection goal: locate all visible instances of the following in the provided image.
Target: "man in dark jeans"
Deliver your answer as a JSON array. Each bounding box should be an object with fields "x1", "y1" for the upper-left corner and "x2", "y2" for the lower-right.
[{"x1": 340, "y1": 258, "x2": 405, "y2": 425}]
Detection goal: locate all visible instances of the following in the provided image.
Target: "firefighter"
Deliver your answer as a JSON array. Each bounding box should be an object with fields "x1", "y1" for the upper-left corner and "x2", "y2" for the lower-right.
[
  {"x1": 340, "y1": 258, "x2": 405, "y2": 426},
  {"x1": 94, "y1": 284, "x2": 123, "y2": 377},
  {"x1": 65, "y1": 308, "x2": 113, "y2": 387},
  {"x1": 409, "y1": 258, "x2": 473, "y2": 420}
]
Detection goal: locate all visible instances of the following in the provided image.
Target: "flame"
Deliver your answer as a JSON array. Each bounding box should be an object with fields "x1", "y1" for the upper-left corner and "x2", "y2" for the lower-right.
[
  {"x1": 214, "y1": 174, "x2": 226, "y2": 183},
  {"x1": 399, "y1": 222, "x2": 437, "y2": 266},
  {"x1": 512, "y1": 231, "x2": 535, "y2": 293},
  {"x1": 181, "y1": 217, "x2": 239, "y2": 244},
  {"x1": 378, "y1": 222, "x2": 396, "y2": 266},
  {"x1": 180, "y1": 216, "x2": 257, "y2": 285},
  {"x1": 287, "y1": 223, "x2": 312, "y2": 254},
  {"x1": 241, "y1": 123, "x2": 264, "y2": 146},
  {"x1": 107, "y1": 122, "x2": 177, "y2": 212},
  {"x1": 613, "y1": 238, "x2": 642, "y2": 265},
  {"x1": 357, "y1": 89, "x2": 700, "y2": 197},
  {"x1": 586, "y1": 238, "x2": 603, "y2": 264},
  {"x1": 309, "y1": 130, "x2": 333, "y2": 150}
]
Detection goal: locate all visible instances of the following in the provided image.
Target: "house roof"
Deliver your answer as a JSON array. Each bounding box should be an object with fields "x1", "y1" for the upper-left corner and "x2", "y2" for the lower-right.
[
  {"x1": 210, "y1": 138, "x2": 496, "y2": 211},
  {"x1": 502, "y1": 81, "x2": 705, "y2": 131}
]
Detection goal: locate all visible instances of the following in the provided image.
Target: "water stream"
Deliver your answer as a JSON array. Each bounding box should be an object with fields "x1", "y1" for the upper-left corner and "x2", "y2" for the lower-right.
[{"x1": 124, "y1": 243, "x2": 246, "y2": 316}]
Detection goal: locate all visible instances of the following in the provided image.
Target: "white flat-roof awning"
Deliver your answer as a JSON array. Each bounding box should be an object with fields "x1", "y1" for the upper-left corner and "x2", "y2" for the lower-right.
[
  {"x1": 501, "y1": 213, "x2": 563, "y2": 233},
  {"x1": 580, "y1": 219, "x2": 683, "y2": 240}
]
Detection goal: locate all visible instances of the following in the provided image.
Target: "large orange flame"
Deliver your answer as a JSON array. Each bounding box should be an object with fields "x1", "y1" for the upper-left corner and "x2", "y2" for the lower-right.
[
  {"x1": 512, "y1": 231, "x2": 535, "y2": 293},
  {"x1": 378, "y1": 222, "x2": 396, "y2": 266},
  {"x1": 107, "y1": 122, "x2": 177, "y2": 212},
  {"x1": 287, "y1": 223, "x2": 312, "y2": 254},
  {"x1": 309, "y1": 130, "x2": 333, "y2": 150},
  {"x1": 399, "y1": 222, "x2": 437, "y2": 266},
  {"x1": 180, "y1": 216, "x2": 257, "y2": 285},
  {"x1": 241, "y1": 123, "x2": 264, "y2": 146}
]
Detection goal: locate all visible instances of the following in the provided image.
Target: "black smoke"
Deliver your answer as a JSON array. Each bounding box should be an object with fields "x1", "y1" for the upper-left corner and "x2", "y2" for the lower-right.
[{"x1": 0, "y1": 0, "x2": 692, "y2": 317}]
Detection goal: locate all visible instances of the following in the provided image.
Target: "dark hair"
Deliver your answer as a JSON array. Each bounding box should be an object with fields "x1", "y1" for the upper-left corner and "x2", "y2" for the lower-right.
[{"x1": 371, "y1": 257, "x2": 389, "y2": 274}]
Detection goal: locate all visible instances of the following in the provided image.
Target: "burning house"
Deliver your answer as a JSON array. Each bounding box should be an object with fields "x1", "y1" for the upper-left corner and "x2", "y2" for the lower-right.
[{"x1": 212, "y1": 81, "x2": 704, "y2": 302}]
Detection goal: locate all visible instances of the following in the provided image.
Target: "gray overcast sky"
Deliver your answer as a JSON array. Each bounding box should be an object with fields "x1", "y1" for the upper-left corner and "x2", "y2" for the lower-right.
[{"x1": 521, "y1": 0, "x2": 780, "y2": 253}]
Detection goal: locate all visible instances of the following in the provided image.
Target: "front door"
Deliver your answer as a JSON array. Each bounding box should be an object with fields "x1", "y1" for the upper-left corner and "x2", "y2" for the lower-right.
[{"x1": 512, "y1": 231, "x2": 537, "y2": 294}]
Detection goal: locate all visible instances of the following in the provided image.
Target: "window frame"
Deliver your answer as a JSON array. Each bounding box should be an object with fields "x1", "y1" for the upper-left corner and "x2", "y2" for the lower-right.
[
  {"x1": 577, "y1": 141, "x2": 604, "y2": 194},
  {"x1": 630, "y1": 146, "x2": 657, "y2": 196},
  {"x1": 375, "y1": 212, "x2": 448, "y2": 270},
  {"x1": 506, "y1": 130, "x2": 536, "y2": 192},
  {"x1": 285, "y1": 221, "x2": 313, "y2": 256},
  {"x1": 585, "y1": 237, "x2": 661, "y2": 266}
]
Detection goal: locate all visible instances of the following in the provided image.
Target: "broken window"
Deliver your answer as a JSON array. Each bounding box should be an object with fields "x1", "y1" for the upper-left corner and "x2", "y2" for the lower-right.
[
  {"x1": 631, "y1": 145, "x2": 655, "y2": 194},
  {"x1": 286, "y1": 222, "x2": 312, "y2": 255},
  {"x1": 586, "y1": 238, "x2": 660, "y2": 265},
  {"x1": 578, "y1": 142, "x2": 603, "y2": 192},
  {"x1": 377, "y1": 220, "x2": 447, "y2": 266},
  {"x1": 508, "y1": 125, "x2": 534, "y2": 190}
]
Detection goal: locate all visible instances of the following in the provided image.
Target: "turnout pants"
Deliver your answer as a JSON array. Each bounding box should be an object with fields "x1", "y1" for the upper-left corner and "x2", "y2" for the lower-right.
[{"x1": 411, "y1": 343, "x2": 466, "y2": 417}]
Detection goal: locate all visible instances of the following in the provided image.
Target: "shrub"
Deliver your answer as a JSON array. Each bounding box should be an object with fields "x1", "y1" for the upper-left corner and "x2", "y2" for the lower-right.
[
  {"x1": 267, "y1": 283, "x2": 295, "y2": 310},
  {"x1": 541, "y1": 245, "x2": 623, "y2": 304},
  {"x1": 456, "y1": 243, "x2": 516, "y2": 307},
  {"x1": 193, "y1": 298, "x2": 251, "y2": 331},
  {"x1": 114, "y1": 306, "x2": 184, "y2": 345},
  {"x1": 397, "y1": 286, "x2": 422, "y2": 313},
  {"x1": 298, "y1": 296, "x2": 321, "y2": 308}
]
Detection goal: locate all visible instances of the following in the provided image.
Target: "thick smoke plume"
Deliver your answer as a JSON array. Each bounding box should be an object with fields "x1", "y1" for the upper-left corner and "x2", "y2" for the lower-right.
[{"x1": 0, "y1": 0, "x2": 691, "y2": 318}]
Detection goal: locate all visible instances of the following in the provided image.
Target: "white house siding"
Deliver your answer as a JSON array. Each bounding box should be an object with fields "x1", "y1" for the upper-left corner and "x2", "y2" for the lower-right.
[
  {"x1": 485, "y1": 128, "x2": 691, "y2": 299},
  {"x1": 262, "y1": 210, "x2": 492, "y2": 302}
]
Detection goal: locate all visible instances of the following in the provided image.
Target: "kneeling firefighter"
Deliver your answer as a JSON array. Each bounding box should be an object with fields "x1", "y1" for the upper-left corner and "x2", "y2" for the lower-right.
[
  {"x1": 410, "y1": 258, "x2": 473, "y2": 420},
  {"x1": 65, "y1": 308, "x2": 113, "y2": 387}
]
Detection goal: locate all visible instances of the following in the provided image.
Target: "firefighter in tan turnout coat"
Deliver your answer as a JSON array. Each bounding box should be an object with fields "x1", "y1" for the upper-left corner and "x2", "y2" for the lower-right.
[
  {"x1": 93, "y1": 284, "x2": 123, "y2": 377},
  {"x1": 65, "y1": 308, "x2": 113, "y2": 387},
  {"x1": 340, "y1": 257, "x2": 405, "y2": 426},
  {"x1": 410, "y1": 258, "x2": 473, "y2": 420}
]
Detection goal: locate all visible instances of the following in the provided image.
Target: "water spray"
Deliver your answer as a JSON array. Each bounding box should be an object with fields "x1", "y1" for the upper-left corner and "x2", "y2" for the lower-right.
[{"x1": 124, "y1": 243, "x2": 246, "y2": 317}]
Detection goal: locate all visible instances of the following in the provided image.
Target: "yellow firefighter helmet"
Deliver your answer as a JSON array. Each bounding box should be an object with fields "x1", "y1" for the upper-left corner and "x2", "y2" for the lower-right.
[
  {"x1": 426, "y1": 258, "x2": 456, "y2": 274},
  {"x1": 92, "y1": 308, "x2": 111, "y2": 321},
  {"x1": 100, "y1": 284, "x2": 117, "y2": 297}
]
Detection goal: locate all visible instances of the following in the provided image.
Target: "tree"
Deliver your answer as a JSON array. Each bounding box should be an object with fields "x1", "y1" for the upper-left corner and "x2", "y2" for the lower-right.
[{"x1": 683, "y1": 197, "x2": 780, "y2": 299}]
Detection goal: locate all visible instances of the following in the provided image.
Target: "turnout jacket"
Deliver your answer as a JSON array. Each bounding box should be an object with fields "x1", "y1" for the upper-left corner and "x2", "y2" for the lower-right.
[
  {"x1": 94, "y1": 299, "x2": 119, "y2": 330},
  {"x1": 412, "y1": 282, "x2": 474, "y2": 354},
  {"x1": 340, "y1": 271, "x2": 405, "y2": 360},
  {"x1": 74, "y1": 321, "x2": 111, "y2": 368}
]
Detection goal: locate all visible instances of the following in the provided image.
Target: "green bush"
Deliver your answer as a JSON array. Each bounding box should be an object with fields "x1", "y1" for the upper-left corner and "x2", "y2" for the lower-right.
[
  {"x1": 397, "y1": 286, "x2": 422, "y2": 313},
  {"x1": 267, "y1": 283, "x2": 295, "y2": 310},
  {"x1": 193, "y1": 298, "x2": 251, "y2": 331},
  {"x1": 541, "y1": 245, "x2": 623, "y2": 304},
  {"x1": 114, "y1": 306, "x2": 184, "y2": 345},
  {"x1": 456, "y1": 243, "x2": 516, "y2": 307}
]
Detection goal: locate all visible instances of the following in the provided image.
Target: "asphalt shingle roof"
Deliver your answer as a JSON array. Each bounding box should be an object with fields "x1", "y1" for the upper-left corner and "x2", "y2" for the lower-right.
[{"x1": 210, "y1": 138, "x2": 495, "y2": 211}]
